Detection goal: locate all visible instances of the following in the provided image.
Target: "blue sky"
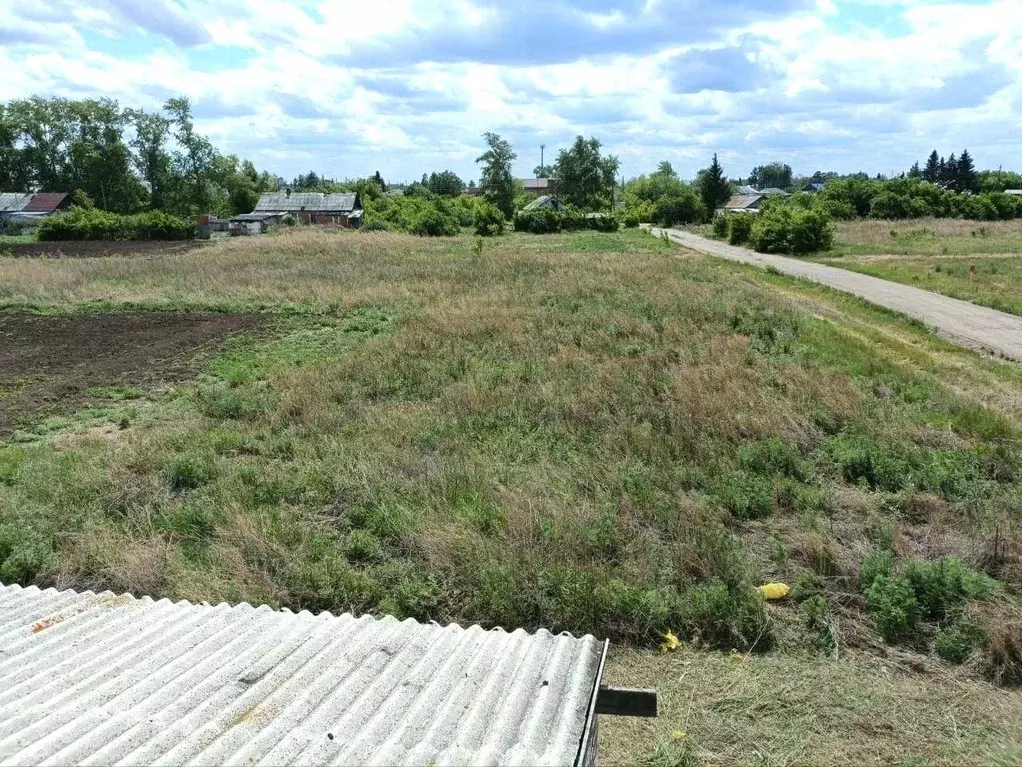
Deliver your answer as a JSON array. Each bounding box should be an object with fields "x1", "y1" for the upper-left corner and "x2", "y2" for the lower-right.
[{"x1": 2, "y1": 0, "x2": 1020, "y2": 183}]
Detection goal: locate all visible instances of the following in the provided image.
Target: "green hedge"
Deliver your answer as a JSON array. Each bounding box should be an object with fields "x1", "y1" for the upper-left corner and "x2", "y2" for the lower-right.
[
  {"x1": 37, "y1": 207, "x2": 197, "y2": 241},
  {"x1": 513, "y1": 206, "x2": 619, "y2": 234}
]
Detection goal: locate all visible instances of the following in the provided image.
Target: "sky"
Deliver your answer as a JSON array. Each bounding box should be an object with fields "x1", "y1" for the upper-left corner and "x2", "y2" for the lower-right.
[{"x1": 2, "y1": 0, "x2": 1021, "y2": 183}]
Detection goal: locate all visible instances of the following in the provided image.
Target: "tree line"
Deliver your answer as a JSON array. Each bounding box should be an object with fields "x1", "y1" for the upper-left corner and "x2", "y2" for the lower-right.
[{"x1": 0, "y1": 95, "x2": 277, "y2": 218}]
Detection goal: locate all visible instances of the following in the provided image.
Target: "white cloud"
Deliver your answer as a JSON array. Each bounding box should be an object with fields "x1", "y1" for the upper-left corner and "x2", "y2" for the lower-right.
[{"x1": 0, "y1": 0, "x2": 1020, "y2": 182}]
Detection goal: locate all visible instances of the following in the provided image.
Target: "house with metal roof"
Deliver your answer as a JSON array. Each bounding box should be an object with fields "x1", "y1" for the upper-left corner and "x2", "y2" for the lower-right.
[
  {"x1": 0, "y1": 583, "x2": 655, "y2": 766},
  {"x1": 520, "y1": 178, "x2": 559, "y2": 196},
  {"x1": 736, "y1": 184, "x2": 759, "y2": 195},
  {"x1": 758, "y1": 187, "x2": 790, "y2": 196},
  {"x1": 522, "y1": 195, "x2": 565, "y2": 212},
  {"x1": 254, "y1": 190, "x2": 363, "y2": 228},
  {"x1": 20, "y1": 192, "x2": 70, "y2": 215},
  {"x1": 722, "y1": 193, "x2": 766, "y2": 212}
]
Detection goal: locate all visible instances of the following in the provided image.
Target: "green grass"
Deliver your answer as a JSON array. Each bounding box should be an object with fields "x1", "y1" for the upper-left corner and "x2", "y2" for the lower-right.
[
  {"x1": 811, "y1": 255, "x2": 1022, "y2": 317},
  {"x1": 1, "y1": 227, "x2": 1021, "y2": 760}
]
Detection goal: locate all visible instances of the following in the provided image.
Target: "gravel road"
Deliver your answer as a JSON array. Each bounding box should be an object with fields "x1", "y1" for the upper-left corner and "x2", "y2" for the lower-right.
[{"x1": 651, "y1": 227, "x2": 1022, "y2": 362}]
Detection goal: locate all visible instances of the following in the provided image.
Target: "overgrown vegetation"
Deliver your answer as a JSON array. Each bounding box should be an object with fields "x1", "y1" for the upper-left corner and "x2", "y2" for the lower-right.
[
  {"x1": 1, "y1": 228, "x2": 1021, "y2": 683},
  {"x1": 37, "y1": 207, "x2": 196, "y2": 241}
]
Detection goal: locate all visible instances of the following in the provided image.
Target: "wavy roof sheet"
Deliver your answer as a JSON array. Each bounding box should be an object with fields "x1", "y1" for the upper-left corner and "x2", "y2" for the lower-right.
[
  {"x1": 254, "y1": 192, "x2": 358, "y2": 212},
  {"x1": 0, "y1": 583, "x2": 603, "y2": 766}
]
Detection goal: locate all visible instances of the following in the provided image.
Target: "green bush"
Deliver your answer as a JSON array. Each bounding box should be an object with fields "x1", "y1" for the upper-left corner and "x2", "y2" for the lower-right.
[
  {"x1": 654, "y1": 189, "x2": 707, "y2": 227},
  {"x1": 679, "y1": 580, "x2": 771, "y2": 651},
  {"x1": 859, "y1": 549, "x2": 894, "y2": 591},
  {"x1": 410, "y1": 201, "x2": 461, "y2": 236},
  {"x1": 901, "y1": 557, "x2": 999, "y2": 621},
  {"x1": 866, "y1": 574, "x2": 919, "y2": 643},
  {"x1": 513, "y1": 207, "x2": 561, "y2": 234},
  {"x1": 37, "y1": 207, "x2": 196, "y2": 241},
  {"x1": 727, "y1": 213, "x2": 754, "y2": 245},
  {"x1": 622, "y1": 212, "x2": 641, "y2": 228},
  {"x1": 752, "y1": 206, "x2": 836, "y2": 254},
  {"x1": 166, "y1": 453, "x2": 217, "y2": 491},
  {"x1": 473, "y1": 201, "x2": 506, "y2": 237},
  {"x1": 711, "y1": 212, "x2": 728, "y2": 238},
  {"x1": 586, "y1": 213, "x2": 620, "y2": 232},
  {"x1": 709, "y1": 470, "x2": 774, "y2": 520},
  {"x1": 934, "y1": 616, "x2": 987, "y2": 664}
]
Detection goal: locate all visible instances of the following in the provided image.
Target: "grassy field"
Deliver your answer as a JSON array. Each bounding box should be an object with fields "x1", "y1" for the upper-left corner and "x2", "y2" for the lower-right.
[
  {"x1": 2, "y1": 228, "x2": 1022, "y2": 763},
  {"x1": 811, "y1": 219, "x2": 1022, "y2": 317}
]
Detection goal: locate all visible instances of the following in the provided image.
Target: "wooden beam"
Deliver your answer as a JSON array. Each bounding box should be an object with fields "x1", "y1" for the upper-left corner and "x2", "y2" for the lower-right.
[{"x1": 596, "y1": 685, "x2": 658, "y2": 718}]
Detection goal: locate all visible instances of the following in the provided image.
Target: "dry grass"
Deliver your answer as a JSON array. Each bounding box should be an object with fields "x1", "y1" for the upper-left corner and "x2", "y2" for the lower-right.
[
  {"x1": 601, "y1": 646, "x2": 1022, "y2": 766},
  {"x1": 834, "y1": 217, "x2": 1022, "y2": 252},
  {"x1": 2, "y1": 227, "x2": 1022, "y2": 762}
]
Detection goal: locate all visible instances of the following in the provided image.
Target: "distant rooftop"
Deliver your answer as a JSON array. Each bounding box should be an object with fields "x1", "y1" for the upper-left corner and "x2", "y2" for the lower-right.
[{"x1": 254, "y1": 192, "x2": 359, "y2": 213}]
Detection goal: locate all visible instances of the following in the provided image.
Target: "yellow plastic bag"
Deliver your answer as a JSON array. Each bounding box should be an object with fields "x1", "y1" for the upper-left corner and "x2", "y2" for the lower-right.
[
  {"x1": 659, "y1": 630, "x2": 680, "y2": 654},
  {"x1": 758, "y1": 582, "x2": 790, "y2": 600}
]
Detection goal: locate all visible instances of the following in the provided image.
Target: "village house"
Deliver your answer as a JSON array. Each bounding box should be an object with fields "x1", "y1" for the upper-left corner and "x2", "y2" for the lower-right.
[
  {"x1": 522, "y1": 195, "x2": 565, "y2": 212},
  {"x1": 721, "y1": 193, "x2": 766, "y2": 212},
  {"x1": 253, "y1": 190, "x2": 363, "y2": 227},
  {"x1": 520, "y1": 178, "x2": 559, "y2": 197},
  {"x1": 0, "y1": 191, "x2": 69, "y2": 227}
]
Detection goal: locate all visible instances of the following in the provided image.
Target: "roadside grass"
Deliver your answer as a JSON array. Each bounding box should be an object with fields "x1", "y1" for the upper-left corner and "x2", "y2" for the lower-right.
[
  {"x1": 830, "y1": 218, "x2": 1022, "y2": 257},
  {"x1": 1, "y1": 228, "x2": 1022, "y2": 761},
  {"x1": 810, "y1": 255, "x2": 1022, "y2": 318}
]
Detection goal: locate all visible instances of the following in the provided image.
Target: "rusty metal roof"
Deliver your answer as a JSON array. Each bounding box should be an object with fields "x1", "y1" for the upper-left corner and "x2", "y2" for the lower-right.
[
  {"x1": 0, "y1": 583, "x2": 603, "y2": 766},
  {"x1": 254, "y1": 192, "x2": 358, "y2": 213},
  {"x1": 21, "y1": 192, "x2": 68, "y2": 214}
]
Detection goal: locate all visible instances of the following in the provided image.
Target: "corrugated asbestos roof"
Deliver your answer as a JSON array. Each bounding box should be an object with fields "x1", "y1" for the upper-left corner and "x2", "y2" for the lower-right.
[
  {"x1": 0, "y1": 193, "x2": 32, "y2": 213},
  {"x1": 254, "y1": 192, "x2": 358, "y2": 212},
  {"x1": 0, "y1": 583, "x2": 603, "y2": 767},
  {"x1": 724, "y1": 193, "x2": 764, "y2": 209}
]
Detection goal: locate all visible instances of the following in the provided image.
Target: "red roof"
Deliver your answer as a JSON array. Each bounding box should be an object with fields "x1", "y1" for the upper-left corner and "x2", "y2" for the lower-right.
[{"x1": 21, "y1": 192, "x2": 68, "y2": 214}]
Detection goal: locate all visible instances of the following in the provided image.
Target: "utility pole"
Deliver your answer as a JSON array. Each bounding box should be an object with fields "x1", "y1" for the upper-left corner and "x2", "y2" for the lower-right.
[{"x1": 540, "y1": 144, "x2": 545, "y2": 176}]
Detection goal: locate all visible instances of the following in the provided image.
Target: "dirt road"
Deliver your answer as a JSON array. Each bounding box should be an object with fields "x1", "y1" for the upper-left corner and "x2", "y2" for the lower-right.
[{"x1": 651, "y1": 227, "x2": 1022, "y2": 362}]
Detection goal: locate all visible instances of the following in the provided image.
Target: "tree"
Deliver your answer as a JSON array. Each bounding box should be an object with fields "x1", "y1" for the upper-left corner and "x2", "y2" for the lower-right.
[
  {"x1": 749, "y1": 162, "x2": 792, "y2": 190},
  {"x1": 942, "y1": 153, "x2": 957, "y2": 189},
  {"x1": 956, "y1": 149, "x2": 977, "y2": 194},
  {"x1": 127, "y1": 108, "x2": 172, "y2": 209},
  {"x1": 553, "y1": 135, "x2": 620, "y2": 211},
  {"x1": 373, "y1": 170, "x2": 386, "y2": 191},
  {"x1": 907, "y1": 161, "x2": 922, "y2": 179},
  {"x1": 164, "y1": 96, "x2": 218, "y2": 213},
  {"x1": 533, "y1": 164, "x2": 555, "y2": 177},
  {"x1": 427, "y1": 169, "x2": 464, "y2": 197},
  {"x1": 923, "y1": 150, "x2": 940, "y2": 182},
  {"x1": 697, "y1": 153, "x2": 731, "y2": 213},
  {"x1": 476, "y1": 132, "x2": 517, "y2": 218}
]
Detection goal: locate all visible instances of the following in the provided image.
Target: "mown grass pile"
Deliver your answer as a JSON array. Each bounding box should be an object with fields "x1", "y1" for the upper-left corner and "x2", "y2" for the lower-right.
[{"x1": 0, "y1": 228, "x2": 1020, "y2": 679}]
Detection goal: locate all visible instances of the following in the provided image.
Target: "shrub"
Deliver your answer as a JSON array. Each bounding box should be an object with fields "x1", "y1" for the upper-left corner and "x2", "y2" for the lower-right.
[
  {"x1": 513, "y1": 207, "x2": 561, "y2": 234},
  {"x1": 409, "y1": 202, "x2": 460, "y2": 236},
  {"x1": 802, "y1": 594, "x2": 837, "y2": 653},
  {"x1": 750, "y1": 205, "x2": 834, "y2": 255},
  {"x1": 280, "y1": 212, "x2": 297, "y2": 227},
  {"x1": 473, "y1": 201, "x2": 506, "y2": 237},
  {"x1": 901, "y1": 557, "x2": 999, "y2": 621},
  {"x1": 934, "y1": 616, "x2": 987, "y2": 664},
  {"x1": 711, "y1": 212, "x2": 728, "y2": 238},
  {"x1": 727, "y1": 213, "x2": 754, "y2": 245},
  {"x1": 586, "y1": 212, "x2": 620, "y2": 232},
  {"x1": 654, "y1": 190, "x2": 707, "y2": 227},
  {"x1": 866, "y1": 574, "x2": 919, "y2": 643},
  {"x1": 679, "y1": 580, "x2": 771, "y2": 650},
  {"x1": 859, "y1": 549, "x2": 894, "y2": 591},
  {"x1": 37, "y1": 207, "x2": 196, "y2": 241},
  {"x1": 709, "y1": 470, "x2": 774, "y2": 520},
  {"x1": 624, "y1": 200, "x2": 656, "y2": 224},
  {"x1": 622, "y1": 212, "x2": 641, "y2": 228}
]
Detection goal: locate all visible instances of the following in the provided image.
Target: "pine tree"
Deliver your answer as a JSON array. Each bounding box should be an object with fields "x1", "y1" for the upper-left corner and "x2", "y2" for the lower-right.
[
  {"x1": 908, "y1": 161, "x2": 922, "y2": 178},
  {"x1": 944, "y1": 153, "x2": 958, "y2": 190},
  {"x1": 923, "y1": 150, "x2": 940, "y2": 182},
  {"x1": 697, "y1": 153, "x2": 731, "y2": 213},
  {"x1": 957, "y1": 149, "x2": 977, "y2": 193}
]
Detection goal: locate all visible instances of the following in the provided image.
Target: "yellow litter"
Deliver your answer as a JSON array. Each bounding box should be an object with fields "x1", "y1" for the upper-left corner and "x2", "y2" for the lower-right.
[
  {"x1": 758, "y1": 582, "x2": 790, "y2": 600},
  {"x1": 659, "y1": 630, "x2": 680, "y2": 654}
]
